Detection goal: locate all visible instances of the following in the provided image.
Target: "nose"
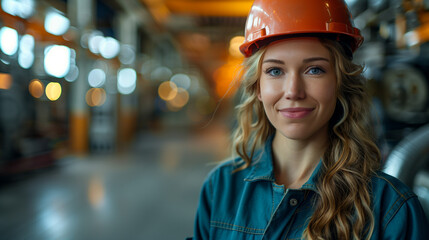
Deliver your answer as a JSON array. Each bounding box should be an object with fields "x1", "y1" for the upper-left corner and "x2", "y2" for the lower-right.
[{"x1": 285, "y1": 72, "x2": 306, "y2": 100}]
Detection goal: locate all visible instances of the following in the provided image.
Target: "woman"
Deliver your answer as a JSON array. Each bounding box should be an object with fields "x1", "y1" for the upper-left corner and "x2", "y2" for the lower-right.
[{"x1": 190, "y1": 0, "x2": 429, "y2": 239}]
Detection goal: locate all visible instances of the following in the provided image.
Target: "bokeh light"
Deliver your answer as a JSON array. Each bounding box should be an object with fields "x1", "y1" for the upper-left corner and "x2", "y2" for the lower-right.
[
  {"x1": 88, "y1": 176, "x2": 106, "y2": 209},
  {"x1": 0, "y1": 27, "x2": 19, "y2": 56},
  {"x1": 20, "y1": 34, "x2": 35, "y2": 51},
  {"x1": 65, "y1": 65, "x2": 79, "y2": 82},
  {"x1": 86, "y1": 88, "x2": 107, "y2": 107},
  {"x1": 88, "y1": 68, "x2": 106, "y2": 88},
  {"x1": 29, "y1": 79, "x2": 44, "y2": 98},
  {"x1": 88, "y1": 32, "x2": 104, "y2": 54},
  {"x1": 0, "y1": 73, "x2": 12, "y2": 89},
  {"x1": 99, "y1": 37, "x2": 120, "y2": 59},
  {"x1": 151, "y1": 66, "x2": 172, "y2": 81},
  {"x1": 117, "y1": 68, "x2": 137, "y2": 95},
  {"x1": 168, "y1": 87, "x2": 189, "y2": 109},
  {"x1": 158, "y1": 81, "x2": 178, "y2": 101},
  {"x1": 45, "y1": 9, "x2": 70, "y2": 36},
  {"x1": 18, "y1": 52, "x2": 34, "y2": 69},
  {"x1": 170, "y1": 73, "x2": 191, "y2": 90},
  {"x1": 18, "y1": 34, "x2": 35, "y2": 69},
  {"x1": 119, "y1": 44, "x2": 136, "y2": 65},
  {"x1": 1, "y1": 0, "x2": 35, "y2": 19},
  {"x1": 45, "y1": 82, "x2": 62, "y2": 101},
  {"x1": 229, "y1": 36, "x2": 245, "y2": 58},
  {"x1": 213, "y1": 57, "x2": 243, "y2": 98},
  {"x1": 44, "y1": 45, "x2": 71, "y2": 78}
]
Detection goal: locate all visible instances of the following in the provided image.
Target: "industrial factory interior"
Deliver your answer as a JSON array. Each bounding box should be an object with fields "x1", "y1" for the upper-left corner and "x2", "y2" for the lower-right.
[{"x1": 1, "y1": 0, "x2": 429, "y2": 239}]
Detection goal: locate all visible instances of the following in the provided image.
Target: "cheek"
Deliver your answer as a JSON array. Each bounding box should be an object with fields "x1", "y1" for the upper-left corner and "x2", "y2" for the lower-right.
[
  {"x1": 315, "y1": 84, "x2": 337, "y2": 109},
  {"x1": 322, "y1": 85, "x2": 336, "y2": 99},
  {"x1": 312, "y1": 75, "x2": 337, "y2": 104},
  {"x1": 259, "y1": 79, "x2": 283, "y2": 103}
]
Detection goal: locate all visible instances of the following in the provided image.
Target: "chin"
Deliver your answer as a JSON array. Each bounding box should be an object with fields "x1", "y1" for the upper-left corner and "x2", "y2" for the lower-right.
[{"x1": 277, "y1": 130, "x2": 312, "y2": 141}]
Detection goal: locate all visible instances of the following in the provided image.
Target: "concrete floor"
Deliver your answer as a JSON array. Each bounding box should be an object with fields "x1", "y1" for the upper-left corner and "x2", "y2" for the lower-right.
[{"x1": 0, "y1": 125, "x2": 231, "y2": 240}]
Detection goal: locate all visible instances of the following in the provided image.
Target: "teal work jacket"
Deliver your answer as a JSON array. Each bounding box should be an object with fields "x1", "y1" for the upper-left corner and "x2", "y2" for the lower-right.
[{"x1": 189, "y1": 137, "x2": 429, "y2": 239}]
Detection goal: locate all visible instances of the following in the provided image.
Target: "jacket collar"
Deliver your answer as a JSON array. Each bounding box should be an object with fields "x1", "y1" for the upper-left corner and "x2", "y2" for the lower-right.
[
  {"x1": 243, "y1": 135, "x2": 276, "y2": 182},
  {"x1": 243, "y1": 135, "x2": 322, "y2": 193},
  {"x1": 300, "y1": 160, "x2": 321, "y2": 193}
]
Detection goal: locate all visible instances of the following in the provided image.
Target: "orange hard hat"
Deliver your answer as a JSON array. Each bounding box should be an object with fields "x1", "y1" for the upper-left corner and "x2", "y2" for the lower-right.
[{"x1": 239, "y1": 0, "x2": 363, "y2": 57}]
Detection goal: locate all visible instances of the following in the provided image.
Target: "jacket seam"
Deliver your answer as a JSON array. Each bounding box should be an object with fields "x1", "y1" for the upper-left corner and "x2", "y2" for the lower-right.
[
  {"x1": 271, "y1": 185, "x2": 275, "y2": 217},
  {"x1": 263, "y1": 190, "x2": 288, "y2": 236},
  {"x1": 244, "y1": 176, "x2": 274, "y2": 182},
  {"x1": 375, "y1": 174, "x2": 416, "y2": 233},
  {"x1": 381, "y1": 196, "x2": 401, "y2": 230},
  {"x1": 375, "y1": 174, "x2": 413, "y2": 199},
  {"x1": 210, "y1": 221, "x2": 265, "y2": 234},
  {"x1": 382, "y1": 195, "x2": 416, "y2": 234},
  {"x1": 281, "y1": 206, "x2": 301, "y2": 240}
]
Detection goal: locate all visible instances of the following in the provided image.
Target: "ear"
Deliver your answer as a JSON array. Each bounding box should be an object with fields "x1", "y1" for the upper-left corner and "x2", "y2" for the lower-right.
[{"x1": 257, "y1": 83, "x2": 262, "y2": 101}]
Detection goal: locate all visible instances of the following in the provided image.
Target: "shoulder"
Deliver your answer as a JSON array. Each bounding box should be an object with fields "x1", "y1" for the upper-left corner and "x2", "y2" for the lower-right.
[
  {"x1": 371, "y1": 171, "x2": 416, "y2": 200},
  {"x1": 204, "y1": 157, "x2": 253, "y2": 187},
  {"x1": 370, "y1": 171, "x2": 425, "y2": 231},
  {"x1": 370, "y1": 171, "x2": 417, "y2": 217},
  {"x1": 370, "y1": 171, "x2": 429, "y2": 238},
  {"x1": 200, "y1": 156, "x2": 268, "y2": 202}
]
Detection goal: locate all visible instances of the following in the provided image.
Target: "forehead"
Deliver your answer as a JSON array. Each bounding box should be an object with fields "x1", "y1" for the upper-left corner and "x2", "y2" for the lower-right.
[{"x1": 263, "y1": 37, "x2": 331, "y2": 60}]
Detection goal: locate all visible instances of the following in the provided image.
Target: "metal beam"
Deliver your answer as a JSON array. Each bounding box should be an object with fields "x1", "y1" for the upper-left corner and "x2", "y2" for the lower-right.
[{"x1": 165, "y1": 0, "x2": 253, "y2": 17}]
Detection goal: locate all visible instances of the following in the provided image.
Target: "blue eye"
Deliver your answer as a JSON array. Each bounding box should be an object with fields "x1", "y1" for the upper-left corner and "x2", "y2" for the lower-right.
[
  {"x1": 266, "y1": 68, "x2": 283, "y2": 76},
  {"x1": 307, "y1": 67, "x2": 325, "y2": 75}
]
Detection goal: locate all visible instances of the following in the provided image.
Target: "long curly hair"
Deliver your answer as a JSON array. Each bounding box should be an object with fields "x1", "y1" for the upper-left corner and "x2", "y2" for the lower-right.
[{"x1": 232, "y1": 38, "x2": 381, "y2": 240}]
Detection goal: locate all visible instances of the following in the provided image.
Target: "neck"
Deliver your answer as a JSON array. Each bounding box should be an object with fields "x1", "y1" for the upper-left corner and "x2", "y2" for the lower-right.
[{"x1": 271, "y1": 129, "x2": 328, "y2": 188}]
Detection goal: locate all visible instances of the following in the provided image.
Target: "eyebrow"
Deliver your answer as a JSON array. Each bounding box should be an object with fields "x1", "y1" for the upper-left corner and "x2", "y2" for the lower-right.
[
  {"x1": 262, "y1": 57, "x2": 330, "y2": 64},
  {"x1": 262, "y1": 59, "x2": 285, "y2": 64},
  {"x1": 303, "y1": 57, "x2": 330, "y2": 63}
]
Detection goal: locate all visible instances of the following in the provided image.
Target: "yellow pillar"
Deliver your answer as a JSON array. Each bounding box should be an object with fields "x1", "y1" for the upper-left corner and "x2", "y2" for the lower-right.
[{"x1": 70, "y1": 113, "x2": 89, "y2": 154}]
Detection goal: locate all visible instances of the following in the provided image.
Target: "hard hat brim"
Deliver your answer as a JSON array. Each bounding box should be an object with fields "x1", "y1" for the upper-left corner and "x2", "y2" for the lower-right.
[{"x1": 240, "y1": 31, "x2": 363, "y2": 58}]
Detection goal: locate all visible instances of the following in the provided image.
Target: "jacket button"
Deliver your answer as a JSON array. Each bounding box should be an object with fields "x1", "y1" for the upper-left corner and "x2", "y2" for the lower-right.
[{"x1": 290, "y1": 198, "x2": 298, "y2": 206}]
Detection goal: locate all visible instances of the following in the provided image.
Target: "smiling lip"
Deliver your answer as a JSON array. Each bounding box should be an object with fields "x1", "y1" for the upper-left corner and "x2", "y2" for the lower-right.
[{"x1": 279, "y1": 107, "x2": 314, "y2": 119}]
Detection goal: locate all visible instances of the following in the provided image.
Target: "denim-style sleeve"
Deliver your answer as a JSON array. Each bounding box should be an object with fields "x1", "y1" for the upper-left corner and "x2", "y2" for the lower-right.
[
  {"x1": 192, "y1": 176, "x2": 213, "y2": 240},
  {"x1": 382, "y1": 196, "x2": 429, "y2": 239}
]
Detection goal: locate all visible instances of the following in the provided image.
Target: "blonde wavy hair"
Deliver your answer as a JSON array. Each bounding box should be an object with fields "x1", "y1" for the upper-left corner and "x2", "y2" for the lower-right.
[{"x1": 232, "y1": 38, "x2": 381, "y2": 240}]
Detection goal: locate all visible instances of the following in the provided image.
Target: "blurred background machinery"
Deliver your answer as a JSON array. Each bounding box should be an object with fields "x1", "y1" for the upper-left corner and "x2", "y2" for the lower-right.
[
  {"x1": 0, "y1": 0, "x2": 429, "y2": 233},
  {"x1": 0, "y1": 0, "x2": 248, "y2": 175},
  {"x1": 348, "y1": 0, "x2": 429, "y2": 219}
]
